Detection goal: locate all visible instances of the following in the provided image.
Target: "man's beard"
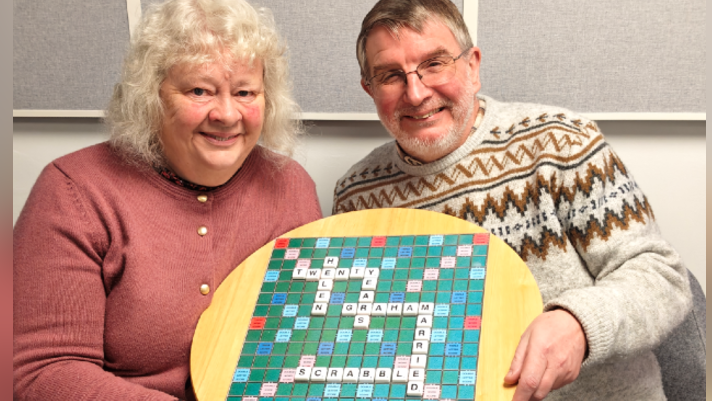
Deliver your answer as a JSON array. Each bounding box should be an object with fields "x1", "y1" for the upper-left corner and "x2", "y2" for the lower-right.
[{"x1": 378, "y1": 79, "x2": 477, "y2": 162}]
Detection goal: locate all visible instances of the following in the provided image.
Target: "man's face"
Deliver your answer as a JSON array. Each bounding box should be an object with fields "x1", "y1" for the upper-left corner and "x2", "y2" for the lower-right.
[{"x1": 362, "y1": 20, "x2": 481, "y2": 163}]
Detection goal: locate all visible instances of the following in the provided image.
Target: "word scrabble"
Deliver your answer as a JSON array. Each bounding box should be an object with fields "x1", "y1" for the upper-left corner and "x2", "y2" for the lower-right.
[{"x1": 191, "y1": 209, "x2": 541, "y2": 401}]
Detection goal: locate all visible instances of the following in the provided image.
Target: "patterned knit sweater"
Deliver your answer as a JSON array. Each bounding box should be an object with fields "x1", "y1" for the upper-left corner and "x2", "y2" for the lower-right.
[{"x1": 333, "y1": 95, "x2": 691, "y2": 400}]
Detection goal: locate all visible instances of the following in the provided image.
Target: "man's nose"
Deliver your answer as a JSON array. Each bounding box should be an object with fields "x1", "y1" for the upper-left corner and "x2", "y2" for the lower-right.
[{"x1": 403, "y1": 71, "x2": 433, "y2": 107}]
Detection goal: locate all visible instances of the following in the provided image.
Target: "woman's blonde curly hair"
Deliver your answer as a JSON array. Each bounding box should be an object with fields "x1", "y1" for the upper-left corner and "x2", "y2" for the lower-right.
[{"x1": 106, "y1": 0, "x2": 302, "y2": 168}]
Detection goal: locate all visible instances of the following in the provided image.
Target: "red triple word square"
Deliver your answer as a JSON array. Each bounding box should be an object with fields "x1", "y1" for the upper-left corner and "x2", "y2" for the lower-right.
[
  {"x1": 274, "y1": 238, "x2": 290, "y2": 249},
  {"x1": 464, "y1": 316, "x2": 481, "y2": 329},
  {"x1": 370, "y1": 236, "x2": 386, "y2": 247},
  {"x1": 249, "y1": 317, "x2": 266, "y2": 330},
  {"x1": 260, "y1": 383, "x2": 278, "y2": 397},
  {"x1": 473, "y1": 233, "x2": 490, "y2": 244}
]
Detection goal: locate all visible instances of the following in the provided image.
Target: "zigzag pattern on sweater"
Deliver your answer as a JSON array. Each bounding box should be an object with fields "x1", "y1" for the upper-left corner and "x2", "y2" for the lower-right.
[
  {"x1": 334, "y1": 137, "x2": 614, "y2": 214},
  {"x1": 443, "y1": 196, "x2": 653, "y2": 262},
  {"x1": 336, "y1": 119, "x2": 595, "y2": 200}
]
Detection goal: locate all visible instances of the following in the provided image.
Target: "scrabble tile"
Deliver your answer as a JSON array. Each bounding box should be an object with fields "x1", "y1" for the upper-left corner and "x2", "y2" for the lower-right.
[
  {"x1": 295, "y1": 367, "x2": 312, "y2": 381},
  {"x1": 306, "y1": 269, "x2": 321, "y2": 281},
  {"x1": 350, "y1": 267, "x2": 365, "y2": 279},
  {"x1": 323, "y1": 256, "x2": 339, "y2": 268},
  {"x1": 408, "y1": 368, "x2": 425, "y2": 382},
  {"x1": 371, "y1": 303, "x2": 387, "y2": 316},
  {"x1": 402, "y1": 302, "x2": 420, "y2": 316},
  {"x1": 311, "y1": 303, "x2": 328, "y2": 316},
  {"x1": 357, "y1": 303, "x2": 373, "y2": 315},
  {"x1": 416, "y1": 315, "x2": 433, "y2": 328},
  {"x1": 407, "y1": 381, "x2": 424, "y2": 396},
  {"x1": 391, "y1": 368, "x2": 409, "y2": 382},
  {"x1": 334, "y1": 268, "x2": 350, "y2": 280},
  {"x1": 343, "y1": 367, "x2": 360, "y2": 382},
  {"x1": 414, "y1": 327, "x2": 431, "y2": 341},
  {"x1": 359, "y1": 368, "x2": 375, "y2": 382},
  {"x1": 412, "y1": 340, "x2": 429, "y2": 354},
  {"x1": 359, "y1": 291, "x2": 374, "y2": 303},
  {"x1": 354, "y1": 315, "x2": 370, "y2": 329},
  {"x1": 324, "y1": 367, "x2": 343, "y2": 382},
  {"x1": 311, "y1": 367, "x2": 327, "y2": 381},
  {"x1": 362, "y1": 278, "x2": 378, "y2": 291},
  {"x1": 315, "y1": 291, "x2": 331, "y2": 302},
  {"x1": 410, "y1": 354, "x2": 426, "y2": 368},
  {"x1": 374, "y1": 368, "x2": 391, "y2": 382},
  {"x1": 418, "y1": 302, "x2": 434, "y2": 314},
  {"x1": 386, "y1": 303, "x2": 402, "y2": 315},
  {"x1": 341, "y1": 303, "x2": 357, "y2": 316}
]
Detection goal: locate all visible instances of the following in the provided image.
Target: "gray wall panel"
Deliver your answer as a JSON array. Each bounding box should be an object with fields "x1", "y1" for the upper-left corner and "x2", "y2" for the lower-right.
[
  {"x1": 477, "y1": 0, "x2": 705, "y2": 113},
  {"x1": 13, "y1": 0, "x2": 129, "y2": 110},
  {"x1": 249, "y1": 0, "x2": 463, "y2": 114},
  {"x1": 13, "y1": 0, "x2": 704, "y2": 114}
]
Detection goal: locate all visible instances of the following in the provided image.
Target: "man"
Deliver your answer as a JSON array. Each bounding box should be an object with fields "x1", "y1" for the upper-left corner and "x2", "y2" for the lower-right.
[{"x1": 332, "y1": 0, "x2": 691, "y2": 400}]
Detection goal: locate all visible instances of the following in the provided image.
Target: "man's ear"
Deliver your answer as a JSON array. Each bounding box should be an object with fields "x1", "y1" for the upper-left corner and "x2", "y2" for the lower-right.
[
  {"x1": 361, "y1": 78, "x2": 374, "y2": 98},
  {"x1": 468, "y1": 47, "x2": 482, "y2": 93}
]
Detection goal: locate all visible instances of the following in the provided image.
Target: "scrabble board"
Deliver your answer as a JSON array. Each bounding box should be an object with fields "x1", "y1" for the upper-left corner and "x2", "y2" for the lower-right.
[
  {"x1": 191, "y1": 209, "x2": 542, "y2": 401},
  {"x1": 228, "y1": 233, "x2": 490, "y2": 401}
]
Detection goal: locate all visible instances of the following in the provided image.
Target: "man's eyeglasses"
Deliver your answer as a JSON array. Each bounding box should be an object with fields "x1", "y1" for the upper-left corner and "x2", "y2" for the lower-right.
[{"x1": 365, "y1": 48, "x2": 472, "y2": 95}]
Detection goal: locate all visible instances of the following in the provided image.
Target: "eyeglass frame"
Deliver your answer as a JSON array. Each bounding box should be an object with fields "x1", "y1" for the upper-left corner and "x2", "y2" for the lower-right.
[{"x1": 364, "y1": 47, "x2": 473, "y2": 90}]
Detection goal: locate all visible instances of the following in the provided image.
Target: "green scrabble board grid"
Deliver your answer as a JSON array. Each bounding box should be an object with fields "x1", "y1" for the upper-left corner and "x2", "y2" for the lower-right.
[{"x1": 225, "y1": 234, "x2": 490, "y2": 401}]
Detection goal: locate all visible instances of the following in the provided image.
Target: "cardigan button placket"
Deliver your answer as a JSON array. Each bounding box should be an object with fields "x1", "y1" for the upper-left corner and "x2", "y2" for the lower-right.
[
  {"x1": 197, "y1": 194, "x2": 208, "y2": 203},
  {"x1": 197, "y1": 226, "x2": 208, "y2": 236}
]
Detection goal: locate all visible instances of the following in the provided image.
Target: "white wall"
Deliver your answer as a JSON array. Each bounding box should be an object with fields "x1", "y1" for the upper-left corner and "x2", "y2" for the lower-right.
[{"x1": 13, "y1": 118, "x2": 706, "y2": 292}]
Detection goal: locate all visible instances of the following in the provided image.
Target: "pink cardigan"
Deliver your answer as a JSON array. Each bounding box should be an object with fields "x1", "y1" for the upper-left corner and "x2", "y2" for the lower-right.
[{"x1": 14, "y1": 143, "x2": 322, "y2": 400}]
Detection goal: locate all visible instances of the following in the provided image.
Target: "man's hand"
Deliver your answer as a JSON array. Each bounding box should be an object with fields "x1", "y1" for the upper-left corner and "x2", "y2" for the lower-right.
[{"x1": 504, "y1": 309, "x2": 587, "y2": 400}]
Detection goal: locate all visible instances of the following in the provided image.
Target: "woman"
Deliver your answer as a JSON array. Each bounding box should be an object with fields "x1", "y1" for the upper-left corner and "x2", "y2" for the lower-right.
[{"x1": 13, "y1": 0, "x2": 322, "y2": 399}]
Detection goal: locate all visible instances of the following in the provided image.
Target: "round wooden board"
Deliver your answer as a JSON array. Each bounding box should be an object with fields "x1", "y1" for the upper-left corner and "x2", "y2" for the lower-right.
[{"x1": 191, "y1": 208, "x2": 542, "y2": 401}]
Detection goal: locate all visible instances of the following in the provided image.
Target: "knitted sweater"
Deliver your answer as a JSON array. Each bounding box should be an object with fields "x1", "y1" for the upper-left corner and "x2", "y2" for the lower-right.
[
  {"x1": 333, "y1": 95, "x2": 691, "y2": 400},
  {"x1": 14, "y1": 143, "x2": 322, "y2": 401}
]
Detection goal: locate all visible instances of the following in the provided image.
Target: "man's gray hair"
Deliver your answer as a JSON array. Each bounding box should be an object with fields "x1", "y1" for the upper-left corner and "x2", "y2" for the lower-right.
[
  {"x1": 106, "y1": 0, "x2": 302, "y2": 168},
  {"x1": 356, "y1": 0, "x2": 473, "y2": 79}
]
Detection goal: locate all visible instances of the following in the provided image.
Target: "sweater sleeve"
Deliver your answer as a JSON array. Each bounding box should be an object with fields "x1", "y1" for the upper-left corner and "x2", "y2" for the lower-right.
[
  {"x1": 13, "y1": 164, "x2": 178, "y2": 401},
  {"x1": 546, "y1": 123, "x2": 692, "y2": 366}
]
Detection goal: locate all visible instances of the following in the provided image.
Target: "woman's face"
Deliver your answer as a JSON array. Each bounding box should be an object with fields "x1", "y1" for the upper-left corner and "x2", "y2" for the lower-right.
[{"x1": 158, "y1": 58, "x2": 265, "y2": 186}]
